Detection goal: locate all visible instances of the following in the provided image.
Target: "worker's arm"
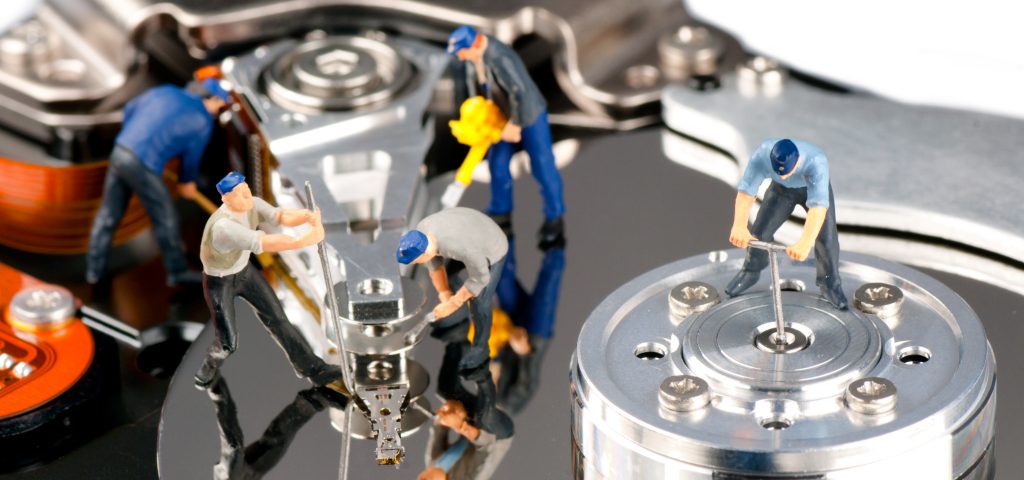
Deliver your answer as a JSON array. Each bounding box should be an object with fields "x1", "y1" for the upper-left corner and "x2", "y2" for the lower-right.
[
  {"x1": 729, "y1": 192, "x2": 758, "y2": 248},
  {"x1": 277, "y1": 208, "x2": 318, "y2": 227},
  {"x1": 427, "y1": 259, "x2": 453, "y2": 301},
  {"x1": 260, "y1": 220, "x2": 324, "y2": 253},
  {"x1": 787, "y1": 207, "x2": 826, "y2": 261}
]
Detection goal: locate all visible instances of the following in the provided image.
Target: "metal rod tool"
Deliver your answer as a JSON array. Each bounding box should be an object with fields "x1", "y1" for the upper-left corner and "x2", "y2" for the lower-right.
[{"x1": 748, "y1": 240, "x2": 788, "y2": 345}]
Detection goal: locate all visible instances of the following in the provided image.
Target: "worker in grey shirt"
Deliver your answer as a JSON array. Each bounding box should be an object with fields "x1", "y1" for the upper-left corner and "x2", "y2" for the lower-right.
[
  {"x1": 397, "y1": 207, "x2": 508, "y2": 374},
  {"x1": 194, "y1": 171, "x2": 342, "y2": 389}
]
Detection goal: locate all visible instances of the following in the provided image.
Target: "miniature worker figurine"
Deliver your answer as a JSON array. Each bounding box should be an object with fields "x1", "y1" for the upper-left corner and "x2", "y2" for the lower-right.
[
  {"x1": 86, "y1": 79, "x2": 230, "y2": 286},
  {"x1": 727, "y1": 138, "x2": 847, "y2": 309},
  {"x1": 448, "y1": 25, "x2": 566, "y2": 248},
  {"x1": 397, "y1": 207, "x2": 508, "y2": 373},
  {"x1": 418, "y1": 399, "x2": 513, "y2": 480},
  {"x1": 194, "y1": 172, "x2": 342, "y2": 389}
]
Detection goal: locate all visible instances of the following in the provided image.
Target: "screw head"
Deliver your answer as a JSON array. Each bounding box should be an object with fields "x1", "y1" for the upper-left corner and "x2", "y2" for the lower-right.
[
  {"x1": 669, "y1": 281, "x2": 720, "y2": 320},
  {"x1": 8, "y1": 286, "x2": 75, "y2": 332},
  {"x1": 658, "y1": 24, "x2": 723, "y2": 78},
  {"x1": 845, "y1": 377, "x2": 897, "y2": 415},
  {"x1": 854, "y1": 283, "x2": 904, "y2": 318},
  {"x1": 659, "y1": 375, "x2": 710, "y2": 412},
  {"x1": 737, "y1": 56, "x2": 785, "y2": 97}
]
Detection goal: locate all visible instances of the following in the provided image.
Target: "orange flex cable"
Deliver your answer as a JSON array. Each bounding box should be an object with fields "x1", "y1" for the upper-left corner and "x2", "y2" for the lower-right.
[{"x1": 0, "y1": 156, "x2": 178, "y2": 254}]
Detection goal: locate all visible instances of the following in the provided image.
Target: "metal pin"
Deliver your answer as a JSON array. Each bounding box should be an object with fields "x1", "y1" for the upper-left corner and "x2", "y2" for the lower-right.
[
  {"x1": 749, "y1": 240, "x2": 788, "y2": 345},
  {"x1": 305, "y1": 182, "x2": 354, "y2": 480}
]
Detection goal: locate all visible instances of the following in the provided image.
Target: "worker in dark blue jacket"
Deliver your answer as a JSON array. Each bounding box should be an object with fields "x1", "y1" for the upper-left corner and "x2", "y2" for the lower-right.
[
  {"x1": 86, "y1": 79, "x2": 229, "y2": 286},
  {"x1": 448, "y1": 25, "x2": 566, "y2": 248}
]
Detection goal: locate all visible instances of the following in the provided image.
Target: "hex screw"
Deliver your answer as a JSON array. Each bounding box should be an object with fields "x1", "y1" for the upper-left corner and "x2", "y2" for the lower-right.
[
  {"x1": 659, "y1": 375, "x2": 710, "y2": 412},
  {"x1": 669, "y1": 281, "x2": 720, "y2": 320},
  {"x1": 658, "y1": 25, "x2": 723, "y2": 80},
  {"x1": 844, "y1": 377, "x2": 897, "y2": 415},
  {"x1": 854, "y1": 283, "x2": 904, "y2": 319},
  {"x1": 737, "y1": 56, "x2": 785, "y2": 97}
]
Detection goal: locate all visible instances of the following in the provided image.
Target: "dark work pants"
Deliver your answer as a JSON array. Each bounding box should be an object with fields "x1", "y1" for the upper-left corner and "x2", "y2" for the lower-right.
[
  {"x1": 199, "y1": 264, "x2": 330, "y2": 381},
  {"x1": 209, "y1": 376, "x2": 347, "y2": 480},
  {"x1": 86, "y1": 145, "x2": 188, "y2": 282},
  {"x1": 432, "y1": 256, "x2": 514, "y2": 439},
  {"x1": 464, "y1": 257, "x2": 506, "y2": 368},
  {"x1": 740, "y1": 183, "x2": 842, "y2": 293},
  {"x1": 431, "y1": 319, "x2": 515, "y2": 440}
]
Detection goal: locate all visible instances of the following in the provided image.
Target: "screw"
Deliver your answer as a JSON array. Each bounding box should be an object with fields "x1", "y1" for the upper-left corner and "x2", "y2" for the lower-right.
[
  {"x1": 658, "y1": 375, "x2": 710, "y2": 412},
  {"x1": 12, "y1": 362, "x2": 33, "y2": 379},
  {"x1": 669, "y1": 281, "x2": 720, "y2": 319},
  {"x1": 8, "y1": 286, "x2": 75, "y2": 332},
  {"x1": 0, "y1": 353, "x2": 14, "y2": 370},
  {"x1": 623, "y1": 64, "x2": 661, "y2": 89},
  {"x1": 737, "y1": 56, "x2": 785, "y2": 97},
  {"x1": 658, "y1": 25, "x2": 723, "y2": 80},
  {"x1": 845, "y1": 377, "x2": 897, "y2": 415},
  {"x1": 854, "y1": 283, "x2": 904, "y2": 319}
]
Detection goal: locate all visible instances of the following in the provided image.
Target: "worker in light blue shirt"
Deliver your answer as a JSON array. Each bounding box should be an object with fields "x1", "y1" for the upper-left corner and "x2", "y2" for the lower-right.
[
  {"x1": 727, "y1": 138, "x2": 847, "y2": 309},
  {"x1": 86, "y1": 79, "x2": 229, "y2": 286}
]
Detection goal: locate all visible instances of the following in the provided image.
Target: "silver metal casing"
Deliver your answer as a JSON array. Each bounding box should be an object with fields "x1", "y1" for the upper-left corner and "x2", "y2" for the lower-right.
[{"x1": 571, "y1": 250, "x2": 996, "y2": 479}]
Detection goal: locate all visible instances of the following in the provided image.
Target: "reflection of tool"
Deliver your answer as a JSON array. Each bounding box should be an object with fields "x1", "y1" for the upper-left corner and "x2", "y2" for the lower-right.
[
  {"x1": 441, "y1": 96, "x2": 507, "y2": 208},
  {"x1": 304, "y1": 182, "x2": 356, "y2": 480},
  {"x1": 748, "y1": 240, "x2": 787, "y2": 346}
]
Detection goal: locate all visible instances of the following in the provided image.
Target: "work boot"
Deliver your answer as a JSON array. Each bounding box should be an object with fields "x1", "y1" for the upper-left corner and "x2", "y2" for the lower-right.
[
  {"x1": 821, "y1": 285, "x2": 849, "y2": 311},
  {"x1": 725, "y1": 269, "x2": 761, "y2": 297},
  {"x1": 537, "y1": 216, "x2": 565, "y2": 249}
]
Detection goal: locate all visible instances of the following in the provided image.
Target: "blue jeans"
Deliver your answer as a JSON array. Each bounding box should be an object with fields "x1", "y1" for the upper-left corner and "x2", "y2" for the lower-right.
[
  {"x1": 740, "y1": 183, "x2": 842, "y2": 294},
  {"x1": 486, "y1": 112, "x2": 565, "y2": 220},
  {"x1": 495, "y1": 236, "x2": 565, "y2": 339},
  {"x1": 86, "y1": 145, "x2": 188, "y2": 282}
]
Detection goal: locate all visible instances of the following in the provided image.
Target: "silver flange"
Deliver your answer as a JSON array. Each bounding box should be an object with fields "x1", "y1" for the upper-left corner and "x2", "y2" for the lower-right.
[
  {"x1": 571, "y1": 250, "x2": 996, "y2": 479},
  {"x1": 264, "y1": 35, "x2": 412, "y2": 112}
]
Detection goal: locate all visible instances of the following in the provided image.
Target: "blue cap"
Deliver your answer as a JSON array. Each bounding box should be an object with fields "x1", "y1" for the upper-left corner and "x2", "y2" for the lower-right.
[
  {"x1": 396, "y1": 230, "x2": 428, "y2": 264},
  {"x1": 447, "y1": 26, "x2": 478, "y2": 55},
  {"x1": 770, "y1": 139, "x2": 799, "y2": 176},
  {"x1": 216, "y1": 171, "x2": 246, "y2": 195},
  {"x1": 202, "y1": 77, "x2": 231, "y2": 102}
]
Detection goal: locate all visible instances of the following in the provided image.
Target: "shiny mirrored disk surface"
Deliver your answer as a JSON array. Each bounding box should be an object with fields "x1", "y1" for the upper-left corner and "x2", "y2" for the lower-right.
[{"x1": 158, "y1": 129, "x2": 1024, "y2": 479}]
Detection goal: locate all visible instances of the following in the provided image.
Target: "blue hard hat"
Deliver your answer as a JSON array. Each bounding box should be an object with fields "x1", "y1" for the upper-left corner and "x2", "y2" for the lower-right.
[
  {"x1": 447, "y1": 25, "x2": 478, "y2": 55},
  {"x1": 216, "y1": 171, "x2": 246, "y2": 195},
  {"x1": 397, "y1": 230, "x2": 429, "y2": 264},
  {"x1": 770, "y1": 139, "x2": 800, "y2": 176},
  {"x1": 202, "y1": 77, "x2": 231, "y2": 102}
]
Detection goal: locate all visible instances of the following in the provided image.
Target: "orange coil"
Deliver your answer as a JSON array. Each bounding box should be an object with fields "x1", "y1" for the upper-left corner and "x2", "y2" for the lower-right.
[{"x1": 0, "y1": 156, "x2": 170, "y2": 255}]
